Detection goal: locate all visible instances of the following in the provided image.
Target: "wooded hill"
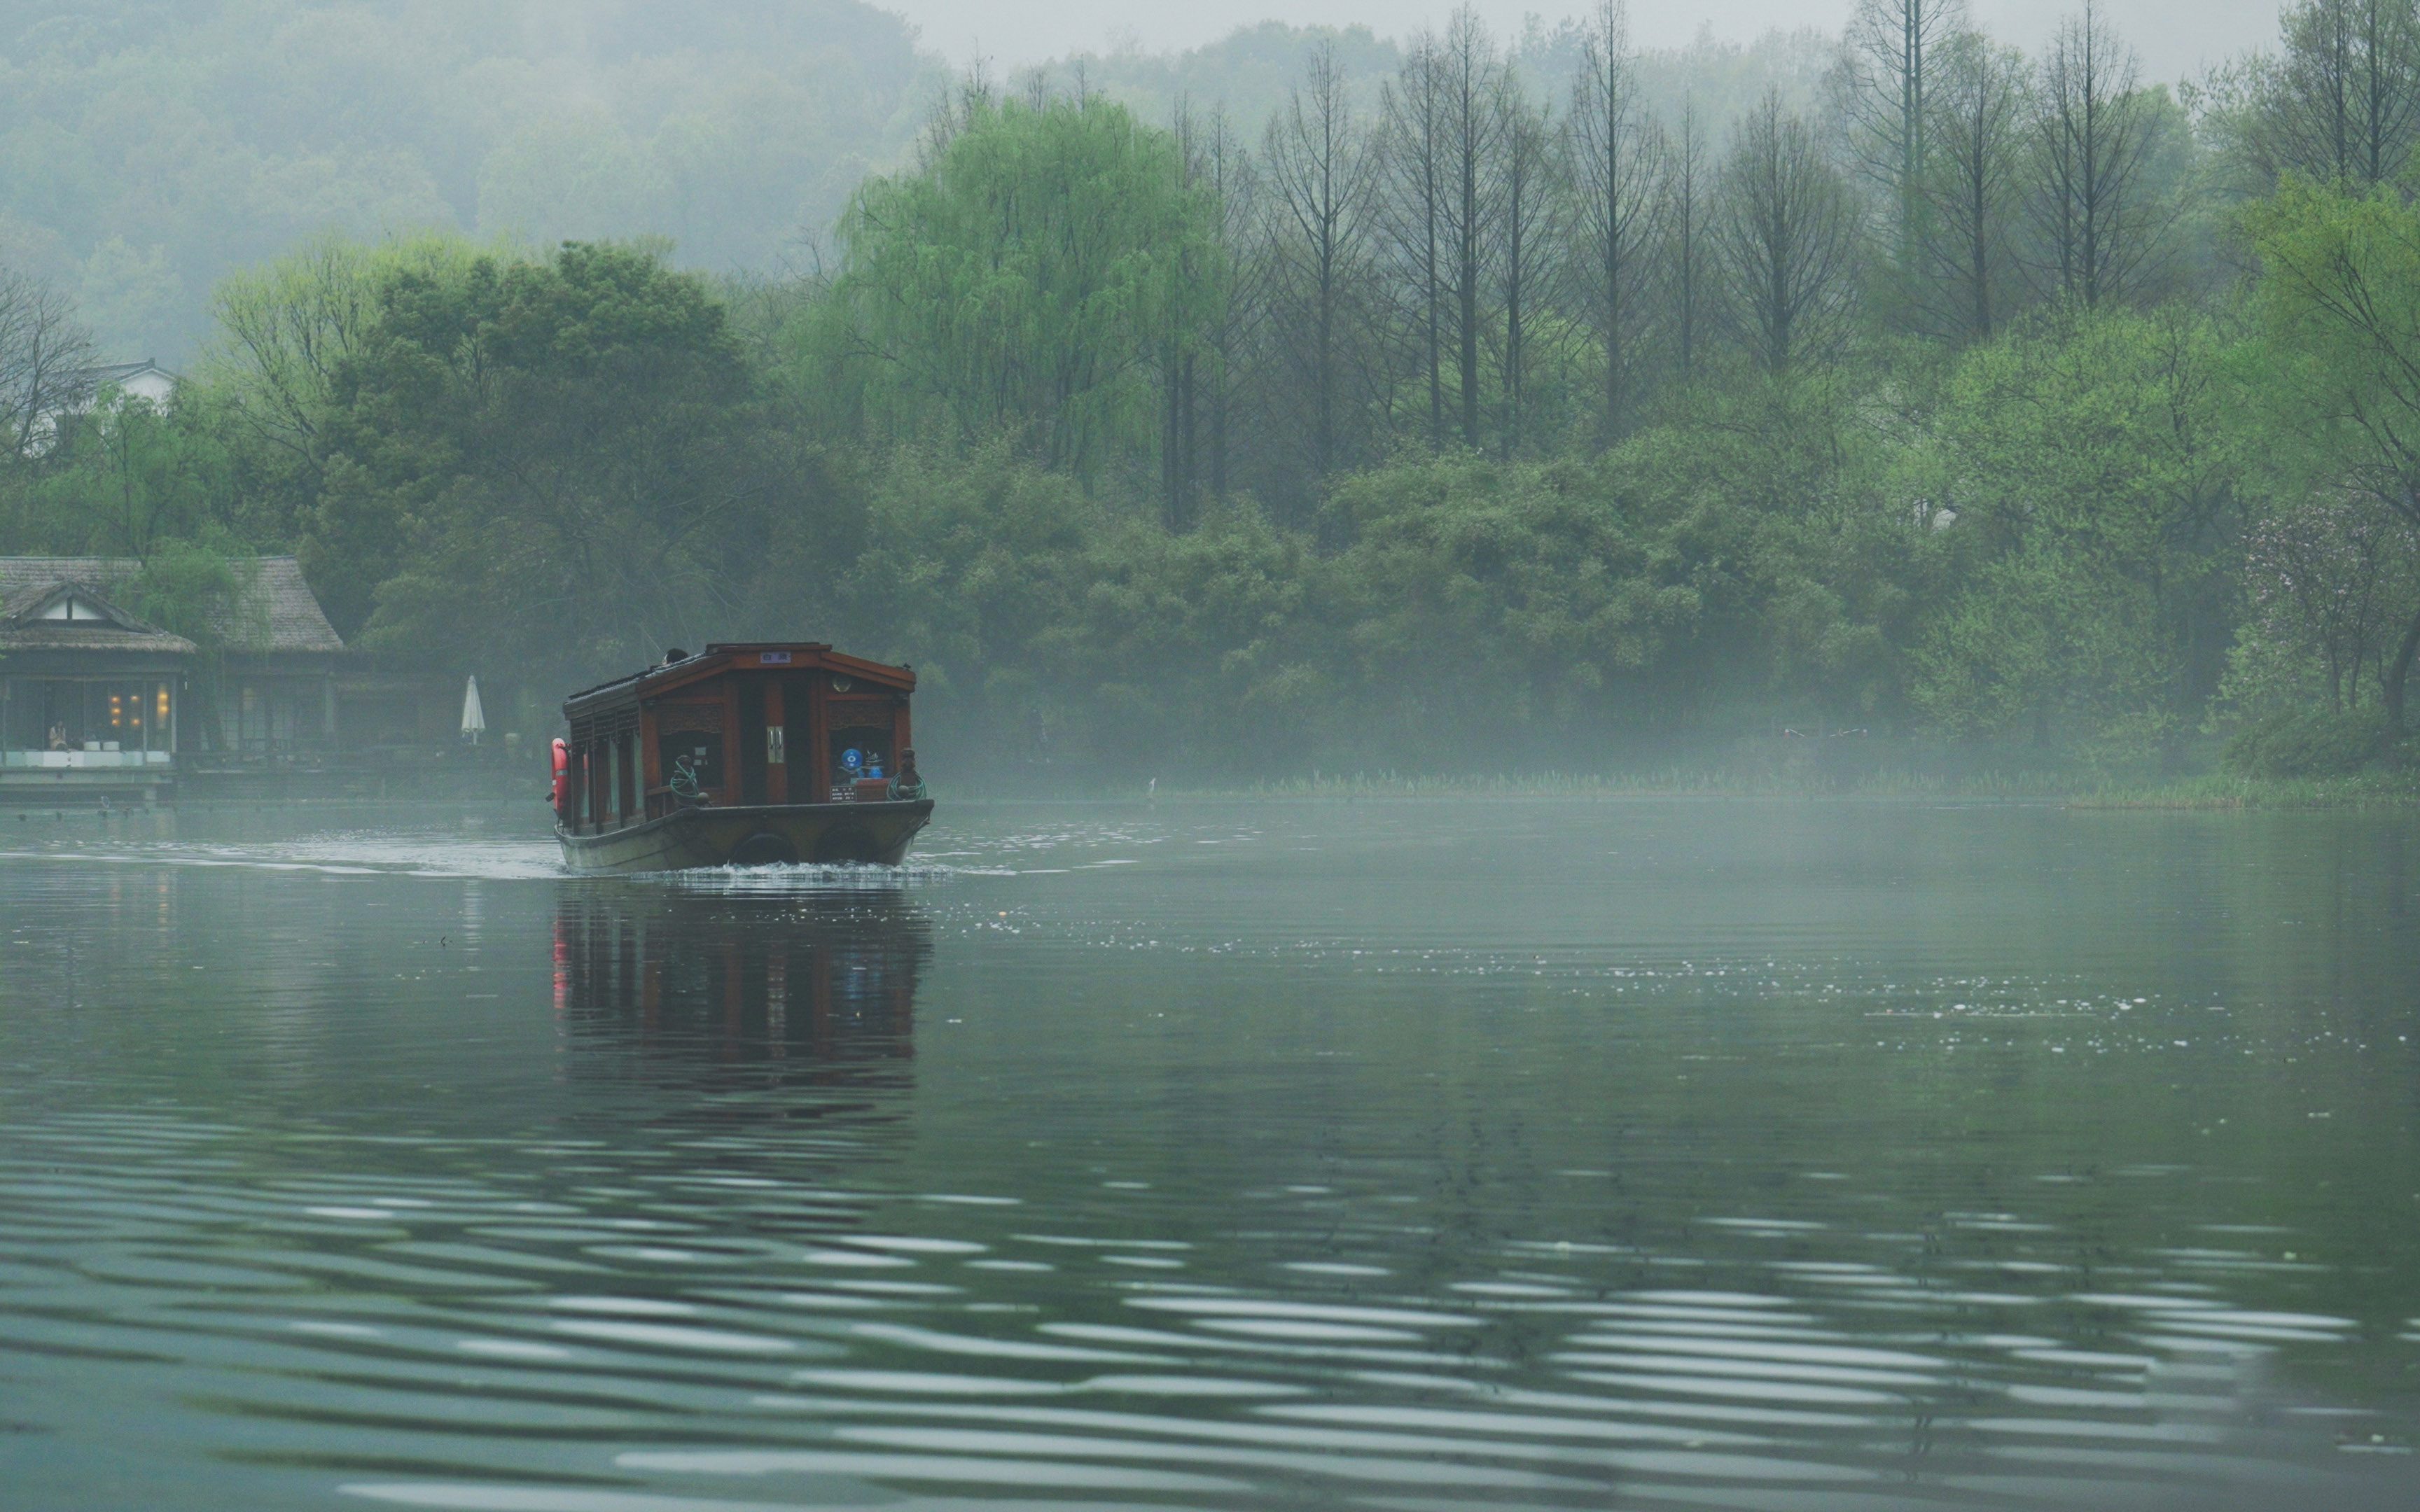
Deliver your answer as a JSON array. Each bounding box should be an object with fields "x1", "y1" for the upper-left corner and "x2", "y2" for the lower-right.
[{"x1": 0, "y1": 0, "x2": 930, "y2": 360}]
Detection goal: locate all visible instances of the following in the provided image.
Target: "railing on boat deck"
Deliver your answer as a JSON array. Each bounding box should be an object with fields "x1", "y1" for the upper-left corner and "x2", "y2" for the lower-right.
[
  {"x1": 2, "y1": 749, "x2": 174, "y2": 768},
  {"x1": 628, "y1": 782, "x2": 881, "y2": 824}
]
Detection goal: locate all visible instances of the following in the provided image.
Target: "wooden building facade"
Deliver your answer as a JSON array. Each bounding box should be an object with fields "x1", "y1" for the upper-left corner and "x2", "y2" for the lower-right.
[{"x1": 0, "y1": 556, "x2": 347, "y2": 798}]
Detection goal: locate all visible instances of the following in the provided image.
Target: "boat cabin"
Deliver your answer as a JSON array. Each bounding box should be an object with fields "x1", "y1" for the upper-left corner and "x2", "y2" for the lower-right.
[{"x1": 559, "y1": 644, "x2": 914, "y2": 832}]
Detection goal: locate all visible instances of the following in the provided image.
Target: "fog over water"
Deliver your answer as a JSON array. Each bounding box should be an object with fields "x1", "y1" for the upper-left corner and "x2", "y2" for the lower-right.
[
  {"x1": 4, "y1": 800, "x2": 2419, "y2": 1508},
  {"x1": 6, "y1": 1, "x2": 2420, "y2": 1499}
]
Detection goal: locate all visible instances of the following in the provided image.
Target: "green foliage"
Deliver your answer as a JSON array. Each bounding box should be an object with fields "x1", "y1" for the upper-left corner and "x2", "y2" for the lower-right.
[
  {"x1": 2223, "y1": 705, "x2": 2393, "y2": 776},
  {"x1": 2244, "y1": 178, "x2": 2420, "y2": 724},
  {"x1": 813, "y1": 443, "x2": 1316, "y2": 774},
  {"x1": 2224, "y1": 493, "x2": 2420, "y2": 714},
  {"x1": 800, "y1": 416, "x2": 1941, "y2": 775},
  {"x1": 809, "y1": 92, "x2": 1223, "y2": 482},
  {"x1": 2246, "y1": 178, "x2": 2420, "y2": 514},
  {"x1": 127, "y1": 535, "x2": 263, "y2": 652},
  {"x1": 11, "y1": 6, "x2": 2420, "y2": 783},
  {"x1": 319, "y1": 241, "x2": 781, "y2": 687},
  {"x1": 0, "y1": 390, "x2": 244, "y2": 558},
  {"x1": 1911, "y1": 307, "x2": 2247, "y2": 762}
]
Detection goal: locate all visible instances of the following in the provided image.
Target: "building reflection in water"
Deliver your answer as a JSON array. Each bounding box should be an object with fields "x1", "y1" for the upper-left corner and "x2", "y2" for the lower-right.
[{"x1": 552, "y1": 883, "x2": 930, "y2": 1079}]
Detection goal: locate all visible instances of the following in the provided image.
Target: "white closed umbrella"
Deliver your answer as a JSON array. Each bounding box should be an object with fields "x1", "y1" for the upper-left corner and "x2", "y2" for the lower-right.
[{"x1": 460, "y1": 675, "x2": 486, "y2": 745}]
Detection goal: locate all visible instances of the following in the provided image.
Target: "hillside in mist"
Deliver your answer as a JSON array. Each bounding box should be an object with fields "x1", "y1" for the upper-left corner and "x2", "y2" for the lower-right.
[
  {"x1": 0, "y1": 0, "x2": 930, "y2": 360},
  {"x1": 2, "y1": 1, "x2": 1885, "y2": 366}
]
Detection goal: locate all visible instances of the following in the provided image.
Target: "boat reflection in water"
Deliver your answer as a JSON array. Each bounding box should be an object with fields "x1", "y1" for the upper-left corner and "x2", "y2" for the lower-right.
[{"x1": 551, "y1": 881, "x2": 929, "y2": 1080}]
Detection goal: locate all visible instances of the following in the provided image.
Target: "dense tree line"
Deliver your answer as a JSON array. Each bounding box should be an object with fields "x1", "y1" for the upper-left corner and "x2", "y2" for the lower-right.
[
  {"x1": 8, "y1": 0, "x2": 2420, "y2": 784},
  {"x1": 792, "y1": 0, "x2": 2233, "y2": 526}
]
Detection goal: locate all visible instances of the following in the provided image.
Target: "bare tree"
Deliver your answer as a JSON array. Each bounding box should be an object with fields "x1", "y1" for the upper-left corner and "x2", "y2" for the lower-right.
[
  {"x1": 1716, "y1": 90, "x2": 1862, "y2": 374},
  {"x1": 1496, "y1": 80, "x2": 1559, "y2": 456},
  {"x1": 0, "y1": 268, "x2": 99, "y2": 461},
  {"x1": 1382, "y1": 34, "x2": 1449, "y2": 447},
  {"x1": 1835, "y1": 0, "x2": 1973, "y2": 273},
  {"x1": 2029, "y1": 3, "x2": 2162, "y2": 307},
  {"x1": 1164, "y1": 98, "x2": 1207, "y2": 526},
  {"x1": 1657, "y1": 99, "x2": 1713, "y2": 384},
  {"x1": 1439, "y1": 8, "x2": 1507, "y2": 449},
  {"x1": 1264, "y1": 40, "x2": 1380, "y2": 484},
  {"x1": 2248, "y1": 0, "x2": 2420, "y2": 188},
  {"x1": 1921, "y1": 33, "x2": 2029, "y2": 337},
  {"x1": 1197, "y1": 108, "x2": 1262, "y2": 507},
  {"x1": 1567, "y1": 0, "x2": 1662, "y2": 442}
]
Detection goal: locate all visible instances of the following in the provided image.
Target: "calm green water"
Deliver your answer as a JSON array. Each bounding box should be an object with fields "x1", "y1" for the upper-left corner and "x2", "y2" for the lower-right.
[{"x1": 3, "y1": 799, "x2": 2418, "y2": 1511}]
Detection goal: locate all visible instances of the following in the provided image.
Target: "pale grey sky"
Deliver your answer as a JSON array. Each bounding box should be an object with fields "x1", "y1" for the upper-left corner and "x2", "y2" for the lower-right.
[{"x1": 886, "y1": 0, "x2": 2277, "y2": 85}]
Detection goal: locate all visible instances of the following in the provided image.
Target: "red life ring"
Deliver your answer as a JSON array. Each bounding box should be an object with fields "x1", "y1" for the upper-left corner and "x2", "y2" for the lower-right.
[{"x1": 550, "y1": 737, "x2": 570, "y2": 818}]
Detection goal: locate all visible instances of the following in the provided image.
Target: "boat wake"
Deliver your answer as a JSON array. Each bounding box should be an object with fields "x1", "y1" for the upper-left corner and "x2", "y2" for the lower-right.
[
  {"x1": 652, "y1": 860, "x2": 1010, "y2": 894},
  {"x1": 0, "y1": 838, "x2": 1010, "y2": 887},
  {"x1": 0, "y1": 839, "x2": 564, "y2": 880}
]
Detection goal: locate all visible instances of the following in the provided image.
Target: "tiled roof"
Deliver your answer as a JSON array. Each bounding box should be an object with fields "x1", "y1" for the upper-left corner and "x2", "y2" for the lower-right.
[
  {"x1": 0, "y1": 576, "x2": 193, "y2": 654},
  {"x1": 0, "y1": 556, "x2": 343, "y2": 654},
  {"x1": 0, "y1": 621, "x2": 198, "y2": 654}
]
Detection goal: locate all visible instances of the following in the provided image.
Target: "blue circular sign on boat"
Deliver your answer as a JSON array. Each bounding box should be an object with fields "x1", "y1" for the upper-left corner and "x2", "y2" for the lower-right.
[{"x1": 841, "y1": 748, "x2": 863, "y2": 771}]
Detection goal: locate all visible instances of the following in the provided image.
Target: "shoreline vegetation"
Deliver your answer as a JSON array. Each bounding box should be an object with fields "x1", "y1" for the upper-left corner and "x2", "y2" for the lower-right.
[
  {"x1": 1141, "y1": 770, "x2": 2420, "y2": 807},
  {"x1": 11, "y1": 4, "x2": 2420, "y2": 788},
  {"x1": 29, "y1": 773, "x2": 2416, "y2": 807}
]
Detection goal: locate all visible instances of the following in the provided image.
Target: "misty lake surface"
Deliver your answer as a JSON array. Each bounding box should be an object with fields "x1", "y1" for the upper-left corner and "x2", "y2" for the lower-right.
[{"x1": 4, "y1": 798, "x2": 2419, "y2": 1511}]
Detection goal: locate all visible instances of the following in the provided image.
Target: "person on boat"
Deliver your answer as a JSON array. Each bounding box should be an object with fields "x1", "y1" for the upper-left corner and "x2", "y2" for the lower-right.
[{"x1": 888, "y1": 748, "x2": 927, "y2": 802}]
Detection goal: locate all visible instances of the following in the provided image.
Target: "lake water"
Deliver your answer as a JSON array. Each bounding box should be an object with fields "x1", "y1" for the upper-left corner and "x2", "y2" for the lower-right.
[{"x1": 3, "y1": 798, "x2": 2418, "y2": 1511}]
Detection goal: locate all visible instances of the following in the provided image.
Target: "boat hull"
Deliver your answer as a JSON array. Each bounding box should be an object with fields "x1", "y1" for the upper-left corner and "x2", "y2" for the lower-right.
[{"x1": 556, "y1": 799, "x2": 933, "y2": 875}]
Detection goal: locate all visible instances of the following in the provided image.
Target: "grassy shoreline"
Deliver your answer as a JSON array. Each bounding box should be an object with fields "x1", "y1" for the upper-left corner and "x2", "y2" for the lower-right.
[
  {"x1": 1127, "y1": 769, "x2": 2420, "y2": 808},
  {"x1": 2062, "y1": 772, "x2": 2420, "y2": 808}
]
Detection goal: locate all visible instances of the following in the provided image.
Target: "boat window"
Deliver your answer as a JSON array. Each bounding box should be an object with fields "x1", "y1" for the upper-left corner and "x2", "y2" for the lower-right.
[
  {"x1": 828, "y1": 721, "x2": 891, "y2": 790},
  {"x1": 660, "y1": 732, "x2": 723, "y2": 795}
]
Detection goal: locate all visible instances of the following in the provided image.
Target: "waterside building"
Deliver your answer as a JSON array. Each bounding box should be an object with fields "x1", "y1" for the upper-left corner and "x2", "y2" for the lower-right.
[{"x1": 0, "y1": 556, "x2": 345, "y2": 799}]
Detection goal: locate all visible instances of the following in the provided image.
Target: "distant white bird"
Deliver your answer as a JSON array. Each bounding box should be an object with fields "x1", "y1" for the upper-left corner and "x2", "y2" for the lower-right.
[{"x1": 460, "y1": 675, "x2": 487, "y2": 745}]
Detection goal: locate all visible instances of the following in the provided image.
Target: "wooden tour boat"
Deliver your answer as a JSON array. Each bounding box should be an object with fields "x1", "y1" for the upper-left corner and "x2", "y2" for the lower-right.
[{"x1": 553, "y1": 643, "x2": 932, "y2": 875}]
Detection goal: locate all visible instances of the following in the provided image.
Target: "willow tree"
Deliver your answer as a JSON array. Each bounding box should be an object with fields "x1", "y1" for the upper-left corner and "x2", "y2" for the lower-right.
[
  {"x1": 822, "y1": 92, "x2": 1223, "y2": 482},
  {"x1": 2252, "y1": 180, "x2": 2420, "y2": 728}
]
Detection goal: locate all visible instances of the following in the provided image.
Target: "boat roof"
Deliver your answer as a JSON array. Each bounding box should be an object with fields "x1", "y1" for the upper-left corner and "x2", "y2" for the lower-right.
[{"x1": 563, "y1": 643, "x2": 915, "y2": 717}]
